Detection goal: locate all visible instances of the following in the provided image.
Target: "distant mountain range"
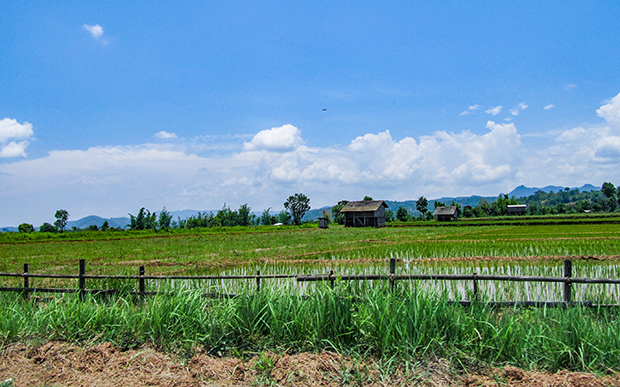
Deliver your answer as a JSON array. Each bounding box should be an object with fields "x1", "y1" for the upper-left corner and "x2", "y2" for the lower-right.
[
  {"x1": 0, "y1": 184, "x2": 602, "y2": 231},
  {"x1": 507, "y1": 184, "x2": 598, "y2": 198}
]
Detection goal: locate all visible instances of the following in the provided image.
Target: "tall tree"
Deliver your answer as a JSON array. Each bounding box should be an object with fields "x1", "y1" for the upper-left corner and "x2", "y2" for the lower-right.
[
  {"x1": 237, "y1": 204, "x2": 252, "y2": 226},
  {"x1": 284, "y1": 193, "x2": 311, "y2": 226},
  {"x1": 396, "y1": 206, "x2": 410, "y2": 222},
  {"x1": 416, "y1": 196, "x2": 428, "y2": 218},
  {"x1": 331, "y1": 200, "x2": 349, "y2": 225},
  {"x1": 158, "y1": 207, "x2": 173, "y2": 230},
  {"x1": 260, "y1": 208, "x2": 275, "y2": 225},
  {"x1": 54, "y1": 209, "x2": 69, "y2": 232},
  {"x1": 602, "y1": 182, "x2": 616, "y2": 198}
]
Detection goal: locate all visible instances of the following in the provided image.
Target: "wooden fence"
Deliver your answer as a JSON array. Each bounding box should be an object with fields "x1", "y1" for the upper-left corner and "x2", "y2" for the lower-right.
[{"x1": 1, "y1": 259, "x2": 620, "y2": 307}]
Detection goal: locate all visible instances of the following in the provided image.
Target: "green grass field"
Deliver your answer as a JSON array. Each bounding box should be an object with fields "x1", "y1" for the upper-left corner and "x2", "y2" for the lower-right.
[
  {"x1": 2, "y1": 221, "x2": 620, "y2": 275},
  {"x1": 2, "y1": 219, "x2": 620, "y2": 372}
]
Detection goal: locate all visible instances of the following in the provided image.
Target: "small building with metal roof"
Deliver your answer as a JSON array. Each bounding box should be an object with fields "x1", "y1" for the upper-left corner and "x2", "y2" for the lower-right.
[
  {"x1": 340, "y1": 200, "x2": 389, "y2": 227},
  {"x1": 507, "y1": 204, "x2": 528, "y2": 215},
  {"x1": 434, "y1": 206, "x2": 459, "y2": 221}
]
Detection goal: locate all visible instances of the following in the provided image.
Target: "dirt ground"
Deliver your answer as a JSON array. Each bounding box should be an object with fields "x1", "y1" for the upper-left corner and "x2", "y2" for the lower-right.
[{"x1": 1, "y1": 342, "x2": 619, "y2": 387}]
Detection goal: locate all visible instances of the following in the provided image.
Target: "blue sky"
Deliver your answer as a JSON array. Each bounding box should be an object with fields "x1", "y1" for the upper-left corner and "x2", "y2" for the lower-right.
[{"x1": 2, "y1": 1, "x2": 620, "y2": 226}]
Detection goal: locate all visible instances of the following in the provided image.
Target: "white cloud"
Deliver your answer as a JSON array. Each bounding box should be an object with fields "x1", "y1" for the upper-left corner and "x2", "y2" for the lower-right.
[
  {"x1": 544, "y1": 104, "x2": 555, "y2": 110},
  {"x1": 596, "y1": 92, "x2": 620, "y2": 127},
  {"x1": 83, "y1": 24, "x2": 104, "y2": 39},
  {"x1": 0, "y1": 118, "x2": 34, "y2": 158},
  {"x1": 563, "y1": 83, "x2": 577, "y2": 90},
  {"x1": 154, "y1": 131, "x2": 178, "y2": 139},
  {"x1": 0, "y1": 141, "x2": 29, "y2": 158},
  {"x1": 243, "y1": 124, "x2": 303, "y2": 151},
  {"x1": 510, "y1": 102, "x2": 528, "y2": 116},
  {"x1": 459, "y1": 104, "x2": 481, "y2": 116},
  {"x1": 485, "y1": 105, "x2": 502, "y2": 116},
  {"x1": 5, "y1": 93, "x2": 620, "y2": 226},
  {"x1": 0, "y1": 118, "x2": 33, "y2": 142}
]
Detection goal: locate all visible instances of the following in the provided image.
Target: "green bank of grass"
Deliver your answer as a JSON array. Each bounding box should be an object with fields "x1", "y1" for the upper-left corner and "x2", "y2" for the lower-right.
[
  {"x1": 1, "y1": 285, "x2": 619, "y2": 372},
  {"x1": 2, "y1": 222, "x2": 620, "y2": 277}
]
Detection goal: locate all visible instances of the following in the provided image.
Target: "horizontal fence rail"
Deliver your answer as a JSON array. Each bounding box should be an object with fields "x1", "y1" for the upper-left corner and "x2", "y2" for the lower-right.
[{"x1": 1, "y1": 259, "x2": 619, "y2": 307}]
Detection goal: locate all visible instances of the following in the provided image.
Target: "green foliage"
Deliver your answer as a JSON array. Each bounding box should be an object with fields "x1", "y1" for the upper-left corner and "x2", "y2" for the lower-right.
[
  {"x1": 384, "y1": 209, "x2": 394, "y2": 222},
  {"x1": 284, "y1": 193, "x2": 311, "y2": 226},
  {"x1": 363, "y1": 196, "x2": 373, "y2": 201},
  {"x1": 602, "y1": 182, "x2": 616, "y2": 198},
  {"x1": 260, "y1": 208, "x2": 276, "y2": 226},
  {"x1": 39, "y1": 222, "x2": 56, "y2": 233},
  {"x1": 331, "y1": 200, "x2": 349, "y2": 225},
  {"x1": 128, "y1": 207, "x2": 157, "y2": 230},
  {"x1": 158, "y1": 207, "x2": 173, "y2": 230},
  {"x1": 101, "y1": 220, "x2": 109, "y2": 231},
  {"x1": 1, "y1": 287, "x2": 620, "y2": 372},
  {"x1": 18, "y1": 223, "x2": 34, "y2": 233},
  {"x1": 433, "y1": 200, "x2": 445, "y2": 208},
  {"x1": 54, "y1": 209, "x2": 69, "y2": 232},
  {"x1": 237, "y1": 204, "x2": 251, "y2": 226},
  {"x1": 277, "y1": 210, "x2": 292, "y2": 225},
  {"x1": 416, "y1": 196, "x2": 428, "y2": 216},
  {"x1": 396, "y1": 206, "x2": 410, "y2": 222}
]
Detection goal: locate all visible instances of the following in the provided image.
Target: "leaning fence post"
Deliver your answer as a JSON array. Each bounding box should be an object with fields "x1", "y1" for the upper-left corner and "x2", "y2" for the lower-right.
[
  {"x1": 329, "y1": 270, "x2": 335, "y2": 289},
  {"x1": 139, "y1": 266, "x2": 145, "y2": 294},
  {"x1": 563, "y1": 259, "x2": 572, "y2": 304},
  {"x1": 23, "y1": 263, "x2": 30, "y2": 298},
  {"x1": 473, "y1": 272, "x2": 479, "y2": 301},
  {"x1": 79, "y1": 259, "x2": 86, "y2": 300},
  {"x1": 389, "y1": 258, "x2": 396, "y2": 292},
  {"x1": 256, "y1": 270, "x2": 261, "y2": 292}
]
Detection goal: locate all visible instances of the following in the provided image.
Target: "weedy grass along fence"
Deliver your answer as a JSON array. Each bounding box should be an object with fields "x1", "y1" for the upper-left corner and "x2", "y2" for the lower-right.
[{"x1": 2, "y1": 258, "x2": 620, "y2": 307}]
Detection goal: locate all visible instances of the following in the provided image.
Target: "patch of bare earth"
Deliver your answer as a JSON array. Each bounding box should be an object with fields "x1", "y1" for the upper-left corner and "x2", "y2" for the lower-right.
[{"x1": 2, "y1": 343, "x2": 620, "y2": 387}]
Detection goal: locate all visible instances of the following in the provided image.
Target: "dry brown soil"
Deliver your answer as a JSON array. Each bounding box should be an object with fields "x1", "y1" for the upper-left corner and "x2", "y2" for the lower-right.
[{"x1": 1, "y1": 342, "x2": 619, "y2": 387}]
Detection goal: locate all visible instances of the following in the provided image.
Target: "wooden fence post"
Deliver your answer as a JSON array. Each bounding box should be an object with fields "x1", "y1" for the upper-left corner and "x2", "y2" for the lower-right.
[
  {"x1": 473, "y1": 272, "x2": 479, "y2": 301},
  {"x1": 79, "y1": 259, "x2": 86, "y2": 300},
  {"x1": 564, "y1": 259, "x2": 572, "y2": 304},
  {"x1": 329, "y1": 270, "x2": 335, "y2": 289},
  {"x1": 139, "y1": 266, "x2": 145, "y2": 294},
  {"x1": 23, "y1": 263, "x2": 29, "y2": 298},
  {"x1": 389, "y1": 258, "x2": 396, "y2": 292},
  {"x1": 256, "y1": 270, "x2": 261, "y2": 292}
]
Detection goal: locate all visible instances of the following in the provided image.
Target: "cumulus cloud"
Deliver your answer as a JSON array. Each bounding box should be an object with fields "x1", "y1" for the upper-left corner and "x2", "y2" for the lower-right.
[
  {"x1": 0, "y1": 118, "x2": 34, "y2": 158},
  {"x1": 0, "y1": 141, "x2": 29, "y2": 158},
  {"x1": 485, "y1": 106, "x2": 502, "y2": 116},
  {"x1": 4, "y1": 93, "x2": 620, "y2": 226},
  {"x1": 154, "y1": 131, "x2": 178, "y2": 139},
  {"x1": 243, "y1": 124, "x2": 303, "y2": 151},
  {"x1": 0, "y1": 118, "x2": 33, "y2": 142},
  {"x1": 510, "y1": 103, "x2": 528, "y2": 116},
  {"x1": 597, "y1": 92, "x2": 620, "y2": 127},
  {"x1": 83, "y1": 24, "x2": 104, "y2": 39},
  {"x1": 459, "y1": 104, "x2": 481, "y2": 116},
  {"x1": 564, "y1": 83, "x2": 577, "y2": 90},
  {"x1": 544, "y1": 104, "x2": 555, "y2": 110}
]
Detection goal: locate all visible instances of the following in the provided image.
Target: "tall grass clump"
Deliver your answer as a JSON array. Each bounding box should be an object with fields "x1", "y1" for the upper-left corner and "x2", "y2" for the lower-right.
[{"x1": 1, "y1": 286, "x2": 620, "y2": 372}]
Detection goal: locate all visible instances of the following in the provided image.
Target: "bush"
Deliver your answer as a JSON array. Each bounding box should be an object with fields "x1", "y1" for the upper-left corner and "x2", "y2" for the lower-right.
[
  {"x1": 39, "y1": 222, "x2": 56, "y2": 233},
  {"x1": 18, "y1": 223, "x2": 35, "y2": 233}
]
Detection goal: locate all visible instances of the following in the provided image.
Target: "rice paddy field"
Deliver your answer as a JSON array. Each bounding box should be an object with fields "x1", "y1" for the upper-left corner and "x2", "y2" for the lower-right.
[{"x1": 2, "y1": 219, "x2": 620, "y2": 375}]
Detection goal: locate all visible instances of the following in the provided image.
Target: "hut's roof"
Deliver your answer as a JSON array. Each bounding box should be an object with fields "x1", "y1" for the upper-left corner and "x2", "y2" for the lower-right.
[
  {"x1": 433, "y1": 206, "x2": 459, "y2": 216},
  {"x1": 507, "y1": 204, "x2": 528, "y2": 208},
  {"x1": 340, "y1": 200, "x2": 388, "y2": 213}
]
